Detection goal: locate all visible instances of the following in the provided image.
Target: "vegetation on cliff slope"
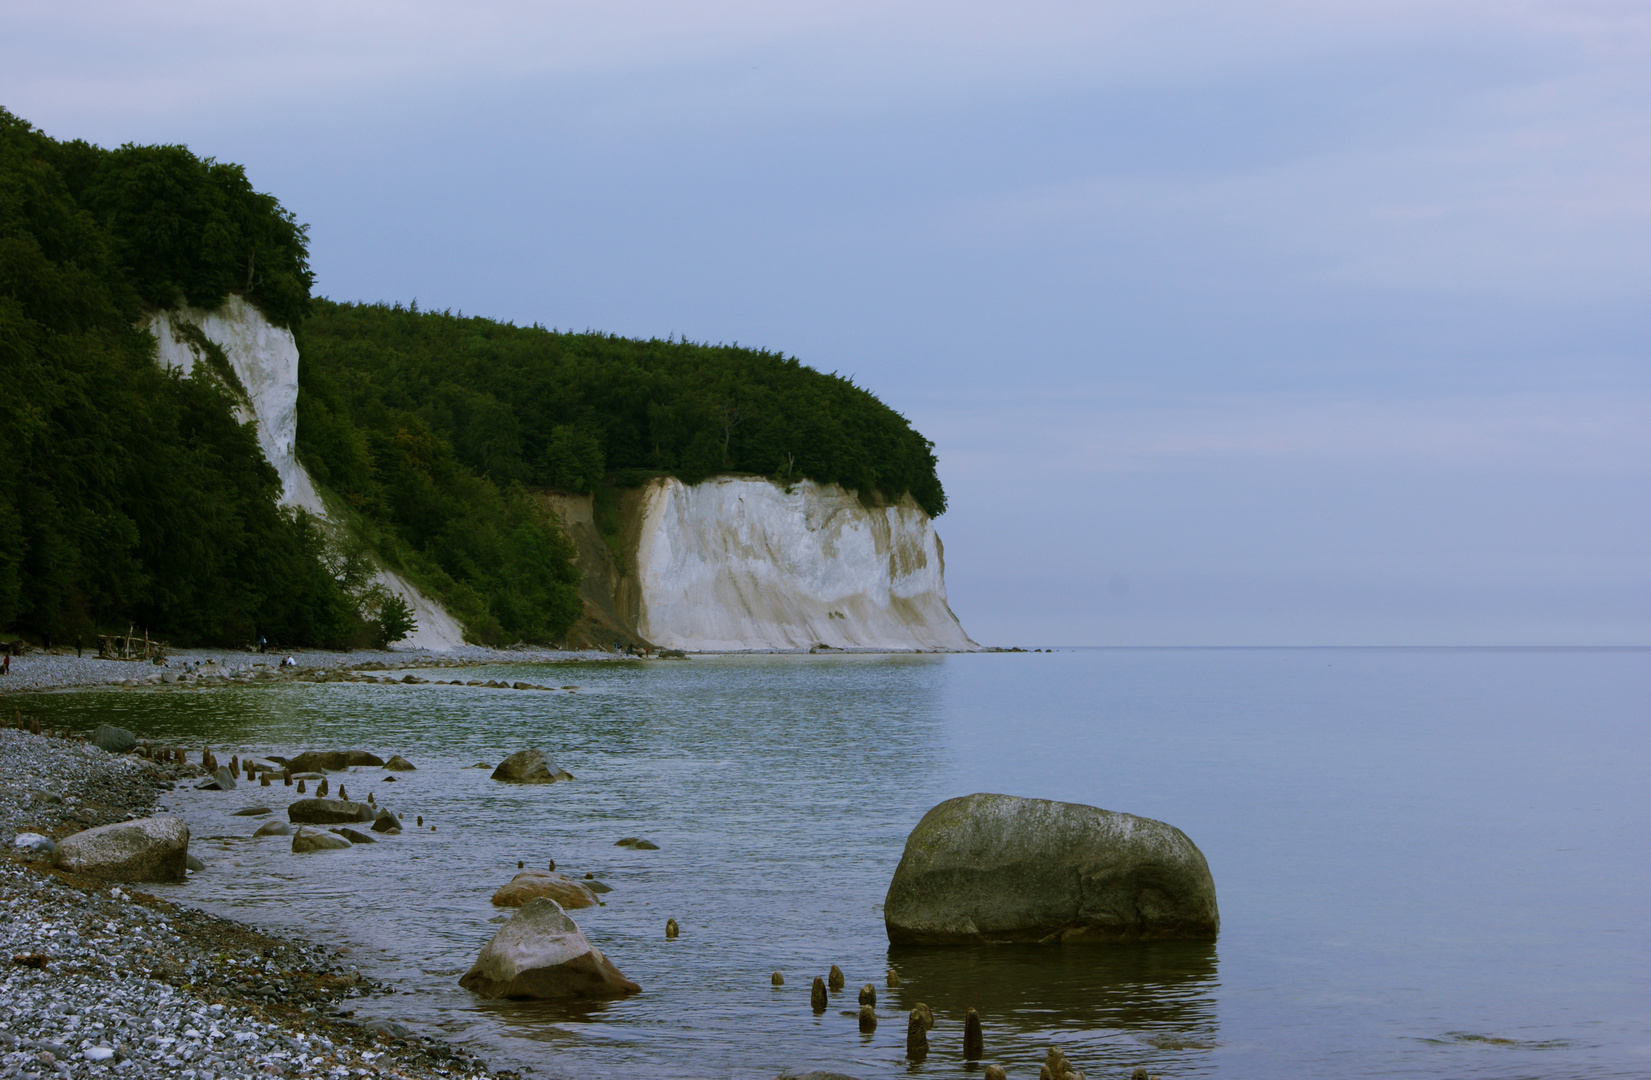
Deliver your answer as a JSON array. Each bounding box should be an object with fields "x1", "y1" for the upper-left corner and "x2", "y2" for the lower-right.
[
  {"x1": 296, "y1": 299, "x2": 948, "y2": 518},
  {"x1": 0, "y1": 108, "x2": 355, "y2": 646}
]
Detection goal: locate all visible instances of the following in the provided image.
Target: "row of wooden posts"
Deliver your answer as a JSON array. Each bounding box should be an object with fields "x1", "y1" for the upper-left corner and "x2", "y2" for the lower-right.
[
  {"x1": 780, "y1": 962, "x2": 991, "y2": 1065},
  {"x1": 97, "y1": 632, "x2": 167, "y2": 661}
]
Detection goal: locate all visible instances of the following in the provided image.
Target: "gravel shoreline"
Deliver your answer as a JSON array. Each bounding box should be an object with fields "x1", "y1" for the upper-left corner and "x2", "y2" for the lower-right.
[
  {"x1": 1, "y1": 729, "x2": 511, "y2": 1080},
  {"x1": 0, "y1": 645, "x2": 629, "y2": 695}
]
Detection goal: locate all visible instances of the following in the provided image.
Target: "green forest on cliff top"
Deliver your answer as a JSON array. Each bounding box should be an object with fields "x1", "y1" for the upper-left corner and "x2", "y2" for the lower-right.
[{"x1": 0, "y1": 108, "x2": 945, "y2": 647}]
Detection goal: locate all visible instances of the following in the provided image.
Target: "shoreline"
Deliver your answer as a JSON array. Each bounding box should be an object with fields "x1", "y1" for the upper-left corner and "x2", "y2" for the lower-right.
[
  {"x1": 0, "y1": 645, "x2": 624, "y2": 696},
  {"x1": 0, "y1": 728, "x2": 509, "y2": 1080},
  {"x1": 0, "y1": 643, "x2": 1008, "y2": 696}
]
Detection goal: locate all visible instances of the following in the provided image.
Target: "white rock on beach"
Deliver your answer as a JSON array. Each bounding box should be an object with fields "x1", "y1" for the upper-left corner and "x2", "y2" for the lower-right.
[
  {"x1": 54, "y1": 815, "x2": 190, "y2": 882},
  {"x1": 459, "y1": 897, "x2": 640, "y2": 999}
]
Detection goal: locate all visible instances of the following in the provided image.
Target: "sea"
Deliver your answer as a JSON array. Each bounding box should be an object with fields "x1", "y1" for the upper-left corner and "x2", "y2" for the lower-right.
[{"x1": 11, "y1": 647, "x2": 1650, "y2": 1079}]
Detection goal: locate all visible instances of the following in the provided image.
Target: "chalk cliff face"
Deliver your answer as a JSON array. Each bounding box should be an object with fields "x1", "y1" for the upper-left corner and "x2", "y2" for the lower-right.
[
  {"x1": 148, "y1": 299, "x2": 969, "y2": 653},
  {"x1": 147, "y1": 298, "x2": 466, "y2": 650},
  {"x1": 633, "y1": 477, "x2": 974, "y2": 651}
]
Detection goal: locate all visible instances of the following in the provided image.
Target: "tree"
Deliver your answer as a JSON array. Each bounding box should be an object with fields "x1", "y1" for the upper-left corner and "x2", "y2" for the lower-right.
[{"x1": 374, "y1": 592, "x2": 417, "y2": 647}]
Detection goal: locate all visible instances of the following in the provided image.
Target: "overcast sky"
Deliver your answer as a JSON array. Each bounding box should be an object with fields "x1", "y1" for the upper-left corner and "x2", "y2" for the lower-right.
[{"x1": 6, "y1": 1, "x2": 1646, "y2": 645}]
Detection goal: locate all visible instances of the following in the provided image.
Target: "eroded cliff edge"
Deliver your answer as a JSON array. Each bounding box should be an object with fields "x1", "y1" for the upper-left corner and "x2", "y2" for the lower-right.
[{"x1": 542, "y1": 478, "x2": 974, "y2": 651}]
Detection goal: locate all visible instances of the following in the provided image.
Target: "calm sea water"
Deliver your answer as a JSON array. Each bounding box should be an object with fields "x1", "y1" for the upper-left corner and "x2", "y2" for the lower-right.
[{"x1": 10, "y1": 648, "x2": 1649, "y2": 1079}]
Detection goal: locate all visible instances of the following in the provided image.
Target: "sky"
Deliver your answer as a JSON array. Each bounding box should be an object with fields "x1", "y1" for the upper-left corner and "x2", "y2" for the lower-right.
[{"x1": 4, "y1": 1, "x2": 1647, "y2": 645}]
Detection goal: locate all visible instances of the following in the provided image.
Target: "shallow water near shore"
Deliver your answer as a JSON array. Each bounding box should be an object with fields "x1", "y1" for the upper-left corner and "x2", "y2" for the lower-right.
[{"x1": 8, "y1": 648, "x2": 1649, "y2": 1079}]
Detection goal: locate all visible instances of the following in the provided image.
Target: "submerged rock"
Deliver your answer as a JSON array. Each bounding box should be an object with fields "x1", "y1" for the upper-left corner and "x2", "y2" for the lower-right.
[
  {"x1": 288, "y1": 798, "x2": 378, "y2": 825},
  {"x1": 370, "y1": 809, "x2": 403, "y2": 833},
  {"x1": 331, "y1": 827, "x2": 376, "y2": 844},
  {"x1": 55, "y1": 816, "x2": 189, "y2": 882},
  {"x1": 253, "y1": 821, "x2": 292, "y2": 837},
  {"x1": 384, "y1": 754, "x2": 417, "y2": 771},
  {"x1": 490, "y1": 870, "x2": 598, "y2": 909},
  {"x1": 287, "y1": 750, "x2": 385, "y2": 773},
  {"x1": 490, "y1": 749, "x2": 573, "y2": 784},
  {"x1": 458, "y1": 898, "x2": 640, "y2": 999},
  {"x1": 884, "y1": 793, "x2": 1219, "y2": 944},
  {"x1": 232, "y1": 806, "x2": 272, "y2": 817},
  {"x1": 292, "y1": 827, "x2": 352, "y2": 853},
  {"x1": 195, "y1": 766, "x2": 238, "y2": 791}
]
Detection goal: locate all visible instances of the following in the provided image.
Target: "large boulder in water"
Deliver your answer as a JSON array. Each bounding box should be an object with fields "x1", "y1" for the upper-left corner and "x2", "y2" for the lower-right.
[
  {"x1": 55, "y1": 816, "x2": 189, "y2": 883},
  {"x1": 287, "y1": 750, "x2": 384, "y2": 773},
  {"x1": 884, "y1": 793, "x2": 1219, "y2": 944},
  {"x1": 459, "y1": 898, "x2": 639, "y2": 999},
  {"x1": 89, "y1": 725, "x2": 137, "y2": 754},
  {"x1": 491, "y1": 870, "x2": 598, "y2": 909},
  {"x1": 490, "y1": 749, "x2": 573, "y2": 784},
  {"x1": 287, "y1": 798, "x2": 378, "y2": 824}
]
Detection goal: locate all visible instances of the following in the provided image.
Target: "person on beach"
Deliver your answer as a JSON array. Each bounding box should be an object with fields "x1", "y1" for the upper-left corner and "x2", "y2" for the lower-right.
[{"x1": 2, "y1": 652, "x2": 9, "y2": 675}]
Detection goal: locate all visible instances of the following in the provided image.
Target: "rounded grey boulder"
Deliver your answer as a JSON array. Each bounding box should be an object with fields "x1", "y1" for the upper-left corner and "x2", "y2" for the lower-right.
[
  {"x1": 55, "y1": 816, "x2": 189, "y2": 883},
  {"x1": 90, "y1": 725, "x2": 137, "y2": 754},
  {"x1": 459, "y1": 897, "x2": 639, "y2": 999},
  {"x1": 884, "y1": 793, "x2": 1218, "y2": 944},
  {"x1": 490, "y1": 749, "x2": 573, "y2": 784}
]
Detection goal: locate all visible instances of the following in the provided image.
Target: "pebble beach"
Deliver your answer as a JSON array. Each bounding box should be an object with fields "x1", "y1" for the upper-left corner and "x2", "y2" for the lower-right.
[{"x1": 0, "y1": 710, "x2": 519, "y2": 1080}]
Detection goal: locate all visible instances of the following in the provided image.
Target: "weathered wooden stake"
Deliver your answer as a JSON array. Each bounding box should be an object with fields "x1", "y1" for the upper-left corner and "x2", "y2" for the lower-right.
[
  {"x1": 858, "y1": 983, "x2": 876, "y2": 1006},
  {"x1": 771, "y1": 971, "x2": 784, "y2": 986},
  {"x1": 858, "y1": 1004, "x2": 876, "y2": 1032},
  {"x1": 665, "y1": 918, "x2": 679, "y2": 939},
  {"x1": 964, "y1": 1006, "x2": 983, "y2": 1060},
  {"x1": 810, "y1": 977, "x2": 828, "y2": 1012},
  {"x1": 906, "y1": 1009, "x2": 929, "y2": 1059},
  {"x1": 828, "y1": 964, "x2": 844, "y2": 991}
]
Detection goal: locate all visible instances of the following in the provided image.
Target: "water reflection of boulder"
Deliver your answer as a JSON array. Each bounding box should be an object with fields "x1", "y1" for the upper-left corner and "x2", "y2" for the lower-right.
[{"x1": 885, "y1": 941, "x2": 1218, "y2": 1067}]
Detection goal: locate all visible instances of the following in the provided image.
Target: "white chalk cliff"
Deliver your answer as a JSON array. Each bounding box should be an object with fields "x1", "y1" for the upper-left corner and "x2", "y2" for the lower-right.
[
  {"x1": 146, "y1": 297, "x2": 971, "y2": 653},
  {"x1": 146, "y1": 297, "x2": 467, "y2": 650},
  {"x1": 634, "y1": 477, "x2": 974, "y2": 651}
]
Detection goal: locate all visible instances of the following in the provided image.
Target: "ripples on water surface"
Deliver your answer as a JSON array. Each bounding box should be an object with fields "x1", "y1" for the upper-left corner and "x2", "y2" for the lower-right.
[{"x1": 11, "y1": 648, "x2": 1649, "y2": 1079}]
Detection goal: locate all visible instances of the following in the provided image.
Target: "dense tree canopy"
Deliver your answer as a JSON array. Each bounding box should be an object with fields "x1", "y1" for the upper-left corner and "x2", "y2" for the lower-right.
[
  {"x1": 0, "y1": 107, "x2": 350, "y2": 646},
  {"x1": 296, "y1": 300, "x2": 948, "y2": 516}
]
